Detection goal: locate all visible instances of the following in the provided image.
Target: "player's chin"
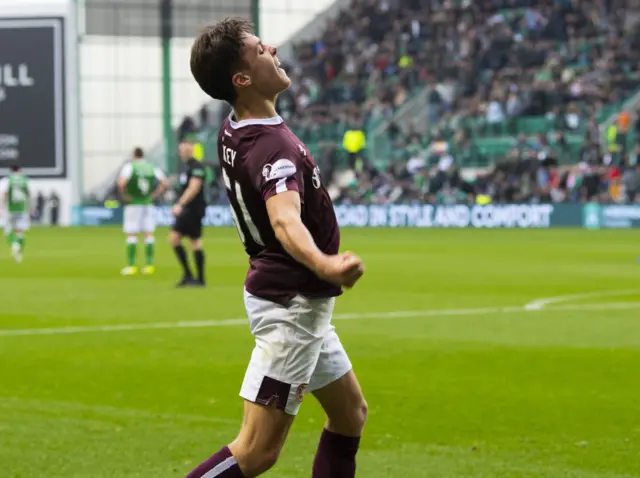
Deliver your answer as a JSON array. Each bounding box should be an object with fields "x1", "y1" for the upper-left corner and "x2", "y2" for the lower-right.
[{"x1": 276, "y1": 69, "x2": 291, "y2": 89}]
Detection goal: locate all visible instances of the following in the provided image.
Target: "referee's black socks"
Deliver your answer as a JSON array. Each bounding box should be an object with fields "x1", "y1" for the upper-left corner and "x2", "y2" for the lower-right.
[
  {"x1": 194, "y1": 249, "x2": 206, "y2": 283},
  {"x1": 173, "y1": 245, "x2": 193, "y2": 279}
]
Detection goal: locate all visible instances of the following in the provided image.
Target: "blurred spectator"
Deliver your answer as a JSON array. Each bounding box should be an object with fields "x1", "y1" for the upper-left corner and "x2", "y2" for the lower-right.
[
  {"x1": 49, "y1": 191, "x2": 60, "y2": 226},
  {"x1": 342, "y1": 120, "x2": 367, "y2": 170},
  {"x1": 35, "y1": 192, "x2": 45, "y2": 223},
  {"x1": 623, "y1": 162, "x2": 640, "y2": 202}
]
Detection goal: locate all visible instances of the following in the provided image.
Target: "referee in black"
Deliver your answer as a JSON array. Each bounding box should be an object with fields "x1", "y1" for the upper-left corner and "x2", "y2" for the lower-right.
[{"x1": 169, "y1": 139, "x2": 207, "y2": 287}]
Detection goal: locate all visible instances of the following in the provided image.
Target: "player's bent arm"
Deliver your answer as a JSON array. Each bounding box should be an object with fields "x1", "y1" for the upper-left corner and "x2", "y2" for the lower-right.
[
  {"x1": 151, "y1": 177, "x2": 169, "y2": 200},
  {"x1": 177, "y1": 177, "x2": 203, "y2": 207},
  {"x1": 117, "y1": 177, "x2": 131, "y2": 203},
  {"x1": 266, "y1": 190, "x2": 328, "y2": 274}
]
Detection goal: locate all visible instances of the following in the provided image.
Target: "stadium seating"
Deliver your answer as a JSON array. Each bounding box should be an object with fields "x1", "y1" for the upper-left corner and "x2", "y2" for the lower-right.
[{"x1": 171, "y1": 0, "x2": 640, "y2": 206}]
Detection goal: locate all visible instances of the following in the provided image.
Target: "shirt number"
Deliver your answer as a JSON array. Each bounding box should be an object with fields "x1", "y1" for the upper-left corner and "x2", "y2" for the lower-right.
[
  {"x1": 222, "y1": 168, "x2": 264, "y2": 247},
  {"x1": 138, "y1": 178, "x2": 150, "y2": 195},
  {"x1": 11, "y1": 188, "x2": 26, "y2": 202}
]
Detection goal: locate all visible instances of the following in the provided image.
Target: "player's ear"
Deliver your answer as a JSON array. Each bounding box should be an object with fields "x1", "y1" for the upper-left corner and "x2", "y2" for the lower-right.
[{"x1": 232, "y1": 72, "x2": 251, "y2": 89}]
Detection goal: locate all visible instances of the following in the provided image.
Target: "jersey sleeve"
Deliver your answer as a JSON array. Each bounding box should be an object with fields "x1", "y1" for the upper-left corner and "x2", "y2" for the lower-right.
[
  {"x1": 247, "y1": 136, "x2": 302, "y2": 202},
  {"x1": 119, "y1": 163, "x2": 133, "y2": 180},
  {"x1": 190, "y1": 163, "x2": 206, "y2": 179}
]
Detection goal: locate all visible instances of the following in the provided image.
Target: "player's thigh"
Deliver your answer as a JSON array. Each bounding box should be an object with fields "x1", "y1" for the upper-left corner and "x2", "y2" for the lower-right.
[
  {"x1": 141, "y1": 205, "x2": 156, "y2": 234},
  {"x1": 123, "y1": 205, "x2": 142, "y2": 234},
  {"x1": 311, "y1": 330, "x2": 367, "y2": 436},
  {"x1": 240, "y1": 291, "x2": 334, "y2": 416}
]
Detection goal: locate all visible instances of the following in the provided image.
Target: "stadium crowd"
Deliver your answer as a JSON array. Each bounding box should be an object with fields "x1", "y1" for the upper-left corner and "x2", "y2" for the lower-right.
[{"x1": 165, "y1": 0, "x2": 640, "y2": 206}]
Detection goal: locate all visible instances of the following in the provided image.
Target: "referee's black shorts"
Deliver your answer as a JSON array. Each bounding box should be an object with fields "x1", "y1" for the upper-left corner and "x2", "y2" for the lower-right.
[{"x1": 172, "y1": 209, "x2": 205, "y2": 240}]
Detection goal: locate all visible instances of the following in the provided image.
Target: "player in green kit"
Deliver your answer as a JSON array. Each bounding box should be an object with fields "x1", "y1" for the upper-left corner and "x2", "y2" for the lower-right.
[
  {"x1": 118, "y1": 147, "x2": 168, "y2": 276},
  {"x1": 0, "y1": 165, "x2": 30, "y2": 263}
]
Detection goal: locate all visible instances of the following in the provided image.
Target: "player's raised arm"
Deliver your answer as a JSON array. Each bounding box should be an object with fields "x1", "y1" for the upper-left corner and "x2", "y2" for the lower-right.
[{"x1": 266, "y1": 191, "x2": 364, "y2": 288}]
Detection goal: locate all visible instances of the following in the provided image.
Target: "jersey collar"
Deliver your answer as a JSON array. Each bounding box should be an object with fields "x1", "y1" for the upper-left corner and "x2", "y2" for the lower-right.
[{"x1": 228, "y1": 113, "x2": 283, "y2": 129}]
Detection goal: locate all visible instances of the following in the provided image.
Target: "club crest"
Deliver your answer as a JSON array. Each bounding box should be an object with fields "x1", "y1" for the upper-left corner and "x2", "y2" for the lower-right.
[{"x1": 296, "y1": 383, "x2": 309, "y2": 402}]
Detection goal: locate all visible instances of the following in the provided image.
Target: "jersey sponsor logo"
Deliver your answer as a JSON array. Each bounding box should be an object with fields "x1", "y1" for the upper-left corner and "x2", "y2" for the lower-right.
[
  {"x1": 296, "y1": 383, "x2": 309, "y2": 403},
  {"x1": 312, "y1": 166, "x2": 322, "y2": 189},
  {"x1": 179, "y1": 173, "x2": 187, "y2": 184},
  {"x1": 262, "y1": 159, "x2": 296, "y2": 181}
]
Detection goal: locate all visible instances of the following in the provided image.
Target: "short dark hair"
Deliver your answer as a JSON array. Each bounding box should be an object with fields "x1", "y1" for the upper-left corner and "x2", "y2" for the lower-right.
[
  {"x1": 133, "y1": 147, "x2": 144, "y2": 159},
  {"x1": 11, "y1": 164, "x2": 20, "y2": 172},
  {"x1": 190, "y1": 18, "x2": 254, "y2": 104}
]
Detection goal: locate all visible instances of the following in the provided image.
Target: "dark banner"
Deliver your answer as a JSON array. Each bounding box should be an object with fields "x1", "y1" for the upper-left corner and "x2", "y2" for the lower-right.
[
  {"x1": 73, "y1": 204, "x2": 597, "y2": 228},
  {"x1": 0, "y1": 18, "x2": 66, "y2": 177}
]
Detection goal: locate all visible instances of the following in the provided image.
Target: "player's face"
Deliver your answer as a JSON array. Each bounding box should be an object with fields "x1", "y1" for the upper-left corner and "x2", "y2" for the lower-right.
[
  {"x1": 239, "y1": 34, "x2": 291, "y2": 99},
  {"x1": 178, "y1": 142, "x2": 193, "y2": 160}
]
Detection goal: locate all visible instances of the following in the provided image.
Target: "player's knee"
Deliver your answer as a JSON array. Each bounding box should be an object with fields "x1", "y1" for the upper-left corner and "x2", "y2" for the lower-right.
[
  {"x1": 231, "y1": 442, "x2": 281, "y2": 476},
  {"x1": 190, "y1": 238, "x2": 202, "y2": 250},
  {"x1": 168, "y1": 231, "x2": 181, "y2": 247},
  {"x1": 327, "y1": 397, "x2": 368, "y2": 436},
  {"x1": 345, "y1": 397, "x2": 368, "y2": 433},
  {"x1": 355, "y1": 398, "x2": 368, "y2": 430}
]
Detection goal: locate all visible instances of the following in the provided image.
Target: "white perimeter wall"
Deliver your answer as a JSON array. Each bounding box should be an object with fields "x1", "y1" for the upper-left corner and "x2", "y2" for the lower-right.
[{"x1": 80, "y1": 36, "x2": 209, "y2": 192}]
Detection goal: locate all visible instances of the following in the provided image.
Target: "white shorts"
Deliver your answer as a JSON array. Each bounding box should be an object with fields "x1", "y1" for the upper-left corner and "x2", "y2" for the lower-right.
[
  {"x1": 240, "y1": 289, "x2": 352, "y2": 415},
  {"x1": 123, "y1": 205, "x2": 156, "y2": 234},
  {"x1": 4, "y1": 213, "x2": 30, "y2": 234}
]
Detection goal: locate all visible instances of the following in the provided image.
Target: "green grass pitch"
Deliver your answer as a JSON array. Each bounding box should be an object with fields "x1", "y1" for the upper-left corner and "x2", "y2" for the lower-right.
[{"x1": 1, "y1": 227, "x2": 639, "y2": 477}]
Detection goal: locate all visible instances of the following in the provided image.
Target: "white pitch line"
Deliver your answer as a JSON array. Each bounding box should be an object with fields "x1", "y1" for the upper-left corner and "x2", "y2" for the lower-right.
[
  {"x1": 524, "y1": 289, "x2": 640, "y2": 311},
  {"x1": 1, "y1": 302, "x2": 639, "y2": 338}
]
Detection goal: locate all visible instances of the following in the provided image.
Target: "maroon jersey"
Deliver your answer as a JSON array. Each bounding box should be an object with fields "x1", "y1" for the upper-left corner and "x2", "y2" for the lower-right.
[{"x1": 217, "y1": 114, "x2": 342, "y2": 305}]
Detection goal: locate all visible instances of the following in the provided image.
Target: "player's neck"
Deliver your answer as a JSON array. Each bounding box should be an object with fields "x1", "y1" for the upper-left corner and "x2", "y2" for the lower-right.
[{"x1": 233, "y1": 97, "x2": 278, "y2": 122}]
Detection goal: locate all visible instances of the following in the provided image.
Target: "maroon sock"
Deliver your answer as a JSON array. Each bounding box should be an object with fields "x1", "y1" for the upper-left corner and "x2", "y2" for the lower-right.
[
  {"x1": 312, "y1": 429, "x2": 361, "y2": 478},
  {"x1": 187, "y1": 446, "x2": 245, "y2": 478}
]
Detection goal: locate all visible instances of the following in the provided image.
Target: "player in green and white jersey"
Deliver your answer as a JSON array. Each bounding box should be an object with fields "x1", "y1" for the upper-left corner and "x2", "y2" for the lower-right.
[
  {"x1": 0, "y1": 165, "x2": 30, "y2": 263},
  {"x1": 117, "y1": 147, "x2": 168, "y2": 276}
]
